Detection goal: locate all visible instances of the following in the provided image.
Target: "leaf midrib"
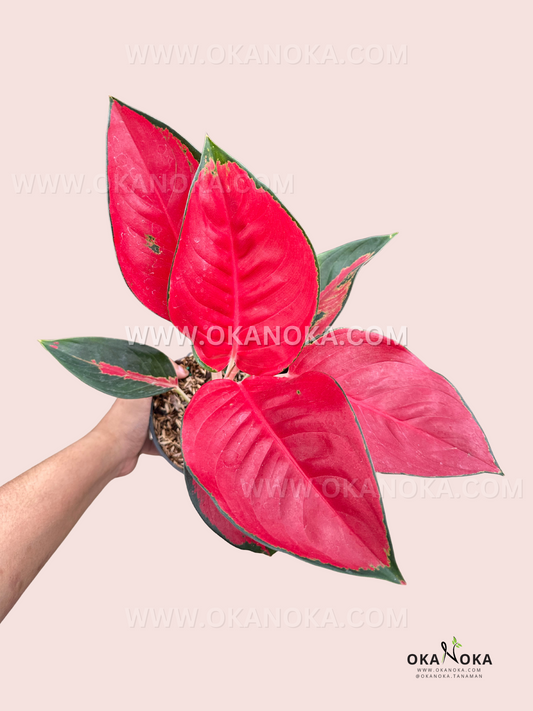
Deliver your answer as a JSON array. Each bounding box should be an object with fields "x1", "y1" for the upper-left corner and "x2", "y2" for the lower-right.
[{"x1": 213, "y1": 163, "x2": 241, "y2": 363}]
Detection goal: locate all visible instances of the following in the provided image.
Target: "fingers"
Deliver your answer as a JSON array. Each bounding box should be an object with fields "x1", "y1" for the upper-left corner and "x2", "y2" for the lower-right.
[{"x1": 173, "y1": 362, "x2": 189, "y2": 379}]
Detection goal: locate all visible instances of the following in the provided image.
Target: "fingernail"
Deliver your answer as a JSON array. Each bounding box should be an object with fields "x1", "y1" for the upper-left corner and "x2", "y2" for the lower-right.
[{"x1": 176, "y1": 365, "x2": 189, "y2": 377}]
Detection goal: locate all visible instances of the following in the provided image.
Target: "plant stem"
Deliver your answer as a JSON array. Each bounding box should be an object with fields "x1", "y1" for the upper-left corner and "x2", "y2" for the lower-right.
[
  {"x1": 225, "y1": 355, "x2": 236, "y2": 379},
  {"x1": 226, "y1": 364, "x2": 240, "y2": 381},
  {"x1": 172, "y1": 386, "x2": 191, "y2": 403}
]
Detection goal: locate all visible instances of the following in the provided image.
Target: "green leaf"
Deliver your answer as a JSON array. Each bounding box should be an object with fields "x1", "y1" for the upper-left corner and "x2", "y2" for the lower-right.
[
  {"x1": 41, "y1": 337, "x2": 179, "y2": 398},
  {"x1": 312, "y1": 234, "x2": 395, "y2": 338},
  {"x1": 453, "y1": 636, "x2": 457, "y2": 644},
  {"x1": 456, "y1": 643, "x2": 462, "y2": 648}
]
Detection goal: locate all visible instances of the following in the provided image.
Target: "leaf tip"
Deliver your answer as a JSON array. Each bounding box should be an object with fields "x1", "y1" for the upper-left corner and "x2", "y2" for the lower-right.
[
  {"x1": 202, "y1": 135, "x2": 229, "y2": 167},
  {"x1": 394, "y1": 570, "x2": 407, "y2": 586},
  {"x1": 40, "y1": 339, "x2": 60, "y2": 351},
  {"x1": 384, "y1": 553, "x2": 406, "y2": 585}
]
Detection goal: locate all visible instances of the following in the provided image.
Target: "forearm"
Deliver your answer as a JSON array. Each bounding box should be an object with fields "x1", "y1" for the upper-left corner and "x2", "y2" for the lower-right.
[{"x1": 0, "y1": 428, "x2": 120, "y2": 622}]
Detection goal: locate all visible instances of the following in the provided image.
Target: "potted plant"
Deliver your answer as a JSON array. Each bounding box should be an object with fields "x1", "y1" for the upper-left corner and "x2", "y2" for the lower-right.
[{"x1": 42, "y1": 98, "x2": 502, "y2": 584}]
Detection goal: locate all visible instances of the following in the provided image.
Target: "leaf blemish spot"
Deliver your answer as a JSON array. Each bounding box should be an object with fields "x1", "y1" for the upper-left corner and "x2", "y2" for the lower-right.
[{"x1": 145, "y1": 234, "x2": 161, "y2": 254}]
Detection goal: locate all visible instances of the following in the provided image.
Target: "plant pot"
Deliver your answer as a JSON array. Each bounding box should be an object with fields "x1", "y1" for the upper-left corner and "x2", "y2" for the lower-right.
[
  {"x1": 149, "y1": 400, "x2": 183, "y2": 473},
  {"x1": 149, "y1": 353, "x2": 212, "y2": 473}
]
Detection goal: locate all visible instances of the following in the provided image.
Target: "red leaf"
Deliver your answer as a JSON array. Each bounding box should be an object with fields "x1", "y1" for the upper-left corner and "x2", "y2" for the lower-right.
[
  {"x1": 182, "y1": 372, "x2": 403, "y2": 582},
  {"x1": 107, "y1": 99, "x2": 200, "y2": 319},
  {"x1": 291, "y1": 329, "x2": 502, "y2": 477},
  {"x1": 149, "y1": 404, "x2": 275, "y2": 555},
  {"x1": 168, "y1": 138, "x2": 319, "y2": 375},
  {"x1": 185, "y1": 472, "x2": 275, "y2": 555}
]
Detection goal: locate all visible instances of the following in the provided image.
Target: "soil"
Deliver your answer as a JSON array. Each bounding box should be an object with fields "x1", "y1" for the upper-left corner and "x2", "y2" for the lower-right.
[{"x1": 151, "y1": 354, "x2": 212, "y2": 469}]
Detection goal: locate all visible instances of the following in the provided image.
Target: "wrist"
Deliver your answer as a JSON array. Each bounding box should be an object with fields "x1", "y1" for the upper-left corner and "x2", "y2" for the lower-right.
[{"x1": 82, "y1": 427, "x2": 126, "y2": 484}]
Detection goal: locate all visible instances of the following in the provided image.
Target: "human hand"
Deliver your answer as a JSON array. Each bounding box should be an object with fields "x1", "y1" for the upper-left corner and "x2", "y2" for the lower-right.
[
  {"x1": 92, "y1": 362, "x2": 188, "y2": 478},
  {"x1": 0, "y1": 362, "x2": 188, "y2": 622}
]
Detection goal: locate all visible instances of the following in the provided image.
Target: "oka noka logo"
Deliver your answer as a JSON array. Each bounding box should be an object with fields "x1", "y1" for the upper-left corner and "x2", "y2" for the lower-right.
[{"x1": 407, "y1": 636, "x2": 492, "y2": 666}]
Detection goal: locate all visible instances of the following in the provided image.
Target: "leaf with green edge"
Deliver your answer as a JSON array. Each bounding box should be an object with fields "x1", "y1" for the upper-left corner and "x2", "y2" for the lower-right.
[
  {"x1": 184, "y1": 469, "x2": 276, "y2": 556},
  {"x1": 168, "y1": 136, "x2": 319, "y2": 375},
  {"x1": 312, "y1": 234, "x2": 395, "y2": 339},
  {"x1": 41, "y1": 337, "x2": 179, "y2": 398},
  {"x1": 107, "y1": 98, "x2": 200, "y2": 320},
  {"x1": 148, "y1": 400, "x2": 274, "y2": 555},
  {"x1": 191, "y1": 341, "x2": 217, "y2": 372},
  {"x1": 290, "y1": 329, "x2": 502, "y2": 477},
  {"x1": 182, "y1": 371, "x2": 404, "y2": 583}
]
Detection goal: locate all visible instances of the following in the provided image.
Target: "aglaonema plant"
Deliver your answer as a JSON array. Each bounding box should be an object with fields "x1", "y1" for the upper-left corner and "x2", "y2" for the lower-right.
[{"x1": 42, "y1": 98, "x2": 502, "y2": 584}]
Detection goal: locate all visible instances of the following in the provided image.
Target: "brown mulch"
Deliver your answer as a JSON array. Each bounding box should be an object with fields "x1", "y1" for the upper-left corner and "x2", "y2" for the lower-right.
[{"x1": 151, "y1": 354, "x2": 212, "y2": 469}]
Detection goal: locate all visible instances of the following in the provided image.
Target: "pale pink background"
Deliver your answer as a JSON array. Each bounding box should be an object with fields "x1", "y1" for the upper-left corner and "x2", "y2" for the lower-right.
[{"x1": 1, "y1": 1, "x2": 530, "y2": 709}]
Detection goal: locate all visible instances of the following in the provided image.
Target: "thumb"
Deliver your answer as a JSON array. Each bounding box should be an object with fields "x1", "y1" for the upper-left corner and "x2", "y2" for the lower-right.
[{"x1": 173, "y1": 362, "x2": 189, "y2": 379}]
